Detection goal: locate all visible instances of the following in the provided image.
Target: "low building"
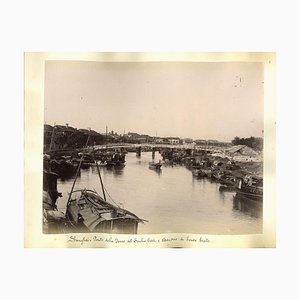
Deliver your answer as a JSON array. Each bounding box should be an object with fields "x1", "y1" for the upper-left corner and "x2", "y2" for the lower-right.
[
  {"x1": 127, "y1": 132, "x2": 153, "y2": 143},
  {"x1": 45, "y1": 123, "x2": 78, "y2": 150},
  {"x1": 226, "y1": 145, "x2": 258, "y2": 157},
  {"x1": 183, "y1": 138, "x2": 194, "y2": 144},
  {"x1": 194, "y1": 139, "x2": 207, "y2": 145},
  {"x1": 155, "y1": 138, "x2": 164, "y2": 144},
  {"x1": 166, "y1": 137, "x2": 180, "y2": 144}
]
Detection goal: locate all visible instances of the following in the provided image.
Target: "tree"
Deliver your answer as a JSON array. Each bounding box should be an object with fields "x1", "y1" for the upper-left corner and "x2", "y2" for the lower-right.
[{"x1": 232, "y1": 137, "x2": 241, "y2": 145}]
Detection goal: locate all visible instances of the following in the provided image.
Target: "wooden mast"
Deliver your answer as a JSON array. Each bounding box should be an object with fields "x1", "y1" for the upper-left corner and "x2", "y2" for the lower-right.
[
  {"x1": 49, "y1": 123, "x2": 56, "y2": 151},
  {"x1": 66, "y1": 134, "x2": 90, "y2": 207},
  {"x1": 106, "y1": 125, "x2": 108, "y2": 149},
  {"x1": 91, "y1": 133, "x2": 107, "y2": 201}
]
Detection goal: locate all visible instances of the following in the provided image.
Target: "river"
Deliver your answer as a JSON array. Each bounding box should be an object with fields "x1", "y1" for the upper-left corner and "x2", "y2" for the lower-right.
[{"x1": 56, "y1": 152, "x2": 262, "y2": 234}]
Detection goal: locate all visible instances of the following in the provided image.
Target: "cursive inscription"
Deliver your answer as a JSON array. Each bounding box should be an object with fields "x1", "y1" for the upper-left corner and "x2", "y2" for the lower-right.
[{"x1": 67, "y1": 235, "x2": 211, "y2": 246}]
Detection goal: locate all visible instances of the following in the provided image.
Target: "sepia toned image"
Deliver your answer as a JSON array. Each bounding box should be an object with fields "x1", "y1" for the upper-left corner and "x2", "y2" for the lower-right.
[{"x1": 25, "y1": 52, "x2": 276, "y2": 247}]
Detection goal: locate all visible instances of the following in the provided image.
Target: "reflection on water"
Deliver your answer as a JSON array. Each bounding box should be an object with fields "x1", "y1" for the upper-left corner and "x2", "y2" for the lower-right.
[
  {"x1": 56, "y1": 152, "x2": 263, "y2": 234},
  {"x1": 233, "y1": 193, "x2": 263, "y2": 218},
  {"x1": 151, "y1": 169, "x2": 162, "y2": 176}
]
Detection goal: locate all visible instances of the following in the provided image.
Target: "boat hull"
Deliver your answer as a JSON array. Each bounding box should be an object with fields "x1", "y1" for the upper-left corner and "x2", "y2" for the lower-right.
[
  {"x1": 66, "y1": 190, "x2": 141, "y2": 234},
  {"x1": 236, "y1": 190, "x2": 263, "y2": 201},
  {"x1": 149, "y1": 162, "x2": 162, "y2": 170}
]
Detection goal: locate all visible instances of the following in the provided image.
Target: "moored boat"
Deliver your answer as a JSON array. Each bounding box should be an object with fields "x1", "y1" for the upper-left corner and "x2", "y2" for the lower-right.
[
  {"x1": 149, "y1": 161, "x2": 162, "y2": 170},
  {"x1": 49, "y1": 156, "x2": 77, "y2": 178},
  {"x1": 105, "y1": 152, "x2": 126, "y2": 167},
  {"x1": 192, "y1": 168, "x2": 211, "y2": 178},
  {"x1": 235, "y1": 175, "x2": 263, "y2": 201},
  {"x1": 64, "y1": 134, "x2": 144, "y2": 234},
  {"x1": 233, "y1": 193, "x2": 263, "y2": 218},
  {"x1": 192, "y1": 168, "x2": 206, "y2": 178},
  {"x1": 219, "y1": 185, "x2": 236, "y2": 192},
  {"x1": 219, "y1": 174, "x2": 237, "y2": 186},
  {"x1": 66, "y1": 189, "x2": 144, "y2": 234}
]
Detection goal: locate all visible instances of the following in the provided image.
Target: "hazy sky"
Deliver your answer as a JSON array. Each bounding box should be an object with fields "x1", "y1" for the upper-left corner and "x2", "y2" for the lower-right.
[{"x1": 44, "y1": 61, "x2": 263, "y2": 142}]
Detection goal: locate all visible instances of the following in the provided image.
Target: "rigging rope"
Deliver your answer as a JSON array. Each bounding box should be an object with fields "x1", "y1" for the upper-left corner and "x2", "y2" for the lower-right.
[{"x1": 103, "y1": 185, "x2": 123, "y2": 208}]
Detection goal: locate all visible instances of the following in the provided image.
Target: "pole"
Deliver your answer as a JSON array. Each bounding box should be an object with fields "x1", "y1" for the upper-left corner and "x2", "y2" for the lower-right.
[
  {"x1": 49, "y1": 124, "x2": 56, "y2": 151},
  {"x1": 106, "y1": 126, "x2": 108, "y2": 149},
  {"x1": 66, "y1": 134, "x2": 90, "y2": 207},
  {"x1": 92, "y1": 145, "x2": 107, "y2": 201}
]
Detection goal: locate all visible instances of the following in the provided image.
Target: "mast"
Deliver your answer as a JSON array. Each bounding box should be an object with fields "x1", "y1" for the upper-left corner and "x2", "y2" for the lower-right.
[
  {"x1": 92, "y1": 143, "x2": 107, "y2": 202},
  {"x1": 205, "y1": 140, "x2": 209, "y2": 160},
  {"x1": 106, "y1": 125, "x2": 108, "y2": 149},
  {"x1": 49, "y1": 123, "x2": 56, "y2": 151},
  {"x1": 66, "y1": 134, "x2": 90, "y2": 207}
]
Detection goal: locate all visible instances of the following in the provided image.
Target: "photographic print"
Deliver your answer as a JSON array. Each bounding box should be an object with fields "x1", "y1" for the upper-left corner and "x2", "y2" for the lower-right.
[{"x1": 25, "y1": 52, "x2": 276, "y2": 248}]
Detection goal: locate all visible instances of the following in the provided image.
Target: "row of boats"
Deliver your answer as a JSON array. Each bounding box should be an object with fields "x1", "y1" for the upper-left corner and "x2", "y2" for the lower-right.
[
  {"x1": 159, "y1": 148, "x2": 263, "y2": 202},
  {"x1": 190, "y1": 162, "x2": 263, "y2": 201},
  {"x1": 44, "y1": 150, "x2": 127, "y2": 179},
  {"x1": 148, "y1": 149, "x2": 263, "y2": 202}
]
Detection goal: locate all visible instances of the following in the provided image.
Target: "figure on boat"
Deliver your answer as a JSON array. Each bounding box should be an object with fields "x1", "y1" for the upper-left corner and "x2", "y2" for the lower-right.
[{"x1": 43, "y1": 155, "x2": 66, "y2": 233}]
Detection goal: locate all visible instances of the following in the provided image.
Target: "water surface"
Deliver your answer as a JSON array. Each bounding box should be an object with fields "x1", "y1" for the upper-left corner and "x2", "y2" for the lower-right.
[{"x1": 57, "y1": 152, "x2": 262, "y2": 234}]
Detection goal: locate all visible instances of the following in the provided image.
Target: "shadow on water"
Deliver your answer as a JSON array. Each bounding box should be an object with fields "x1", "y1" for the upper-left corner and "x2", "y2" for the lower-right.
[
  {"x1": 113, "y1": 165, "x2": 125, "y2": 176},
  {"x1": 233, "y1": 193, "x2": 263, "y2": 218},
  {"x1": 59, "y1": 170, "x2": 80, "y2": 182},
  {"x1": 162, "y1": 162, "x2": 175, "y2": 168},
  {"x1": 90, "y1": 165, "x2": 126, "y2": 177},
  {"x1": 89, "y1": 165, "x2": 123, "y2": 176},
  {"x1": 149, "y1": 168, "x2": 162, "y2": 176}
]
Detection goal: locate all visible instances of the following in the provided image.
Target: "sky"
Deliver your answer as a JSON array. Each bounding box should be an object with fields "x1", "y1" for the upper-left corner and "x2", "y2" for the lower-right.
[{"x1": 44, "y1": 61, "x2": 264, "y2": 142}]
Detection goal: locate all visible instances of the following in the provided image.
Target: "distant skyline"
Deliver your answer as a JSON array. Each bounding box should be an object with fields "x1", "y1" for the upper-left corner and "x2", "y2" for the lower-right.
[{"x1": 44, "y1": 61, "x2": 264, "y2": 142}]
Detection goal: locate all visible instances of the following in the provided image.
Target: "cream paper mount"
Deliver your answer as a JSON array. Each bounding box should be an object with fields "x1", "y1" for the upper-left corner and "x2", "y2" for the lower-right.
[{"x1": 24, "y1": 52, "x2": 276, "y2": 248}]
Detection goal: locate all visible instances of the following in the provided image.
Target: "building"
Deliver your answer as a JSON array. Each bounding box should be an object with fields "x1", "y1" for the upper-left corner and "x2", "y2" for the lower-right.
[
  {"x1": 127, "y1": 132, "x2": 153, "y2": 143},
  {"x1": 183, "y1": 138, "x2": 194, "y2": 144},
  {"x1": 194, "y1": 139, "x2": 207, "y2": 145},
  {"x1": 155, "y1": 138, "x2": 164, "y2": 144},
  {"x1": 226, "y1": 145, "x2": 258, "y2": 157},
  {"x1": 166, "y1": 137, "x2": 180, "y2": 144},
  {"x1": 44, "y1": 123, "x2": 78, "y2": 150},
  {"x1": 44, "y1": 124, "x2": 54, "y2": 150}
]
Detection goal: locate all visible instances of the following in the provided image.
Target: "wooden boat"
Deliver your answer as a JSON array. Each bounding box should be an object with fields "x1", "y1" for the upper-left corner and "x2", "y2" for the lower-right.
[
  {"x1": 192, "y1": 169, "x2": 206, "y2": 178},
  {"x1": 50, "y1": 157, "x2": 77, "y2": 178},
  {"x1": 235, "y1": 175, "x2": 263, "y2": 201},
  {"x1": 66, "y1": 189, "x2": 144, "y2": 234},
  {"x1": 233, "y1": 193, "x2": 263, "y2": 218},
  {"x1": 97, "y1": 161, "x2": 107, "y2": 167},
  {"x1": 105, "y1": 153, "x2": 126, "y2": 167},
  {"x1": 192, "y1": 168, "x2": 212, "y2": 178},
  {"x1": 219, "y1": 175, "x2": 237, "y2": 186},
  {"x1": 202, "y1": 168, "x2": 212, "y2": 177},
  {"x1": 149, "y1": 161, "x2": 162, "y2": 170},
  {"x1": 64, "y1": 135, "x2": 144, "y2": 234},
  {"x1": 79, "y1": 154, "x2": 94, "y2": 169},
  {"x1": 211, "y1": 170, "x2": 223, "y2": 181},
  {"x1": 219, "y1": 185, "x2": 236, "y2": 192}
]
